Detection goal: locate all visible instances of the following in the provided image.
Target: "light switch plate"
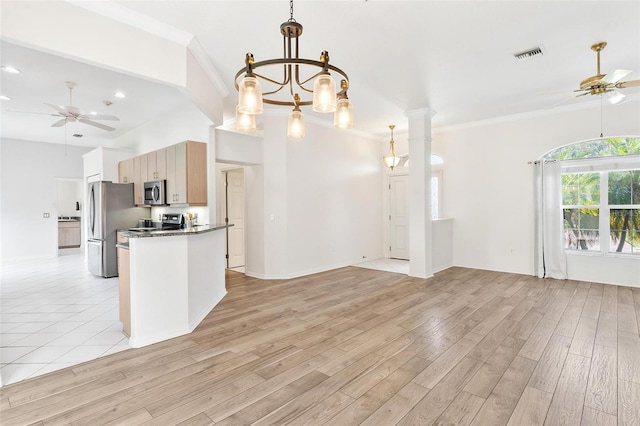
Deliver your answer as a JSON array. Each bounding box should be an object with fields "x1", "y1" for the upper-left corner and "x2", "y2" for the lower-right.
[{"x1": 43, "y1": 213, "x2": 50, "y2": 218}]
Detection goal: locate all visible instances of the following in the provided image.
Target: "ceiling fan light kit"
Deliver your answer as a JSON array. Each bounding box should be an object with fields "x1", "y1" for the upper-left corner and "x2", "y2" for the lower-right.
[
  {"x1": 10, "y1": 81, "x2": 122, "y2": 132},
  {"x1": 577, "y1": 42, "x2": 638, "y2": 100},
  {"x1": 234, "y1": 0, "x2": 353, "y2": 137}
]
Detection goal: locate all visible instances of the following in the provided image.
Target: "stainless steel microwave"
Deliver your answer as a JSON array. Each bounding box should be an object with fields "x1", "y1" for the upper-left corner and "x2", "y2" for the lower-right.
[{"x1": 144, "y1": 180, "x2": 167, "y2": 205}]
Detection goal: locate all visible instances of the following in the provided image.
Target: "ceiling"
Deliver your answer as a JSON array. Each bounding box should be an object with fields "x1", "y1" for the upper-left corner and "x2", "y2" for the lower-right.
[{"x1": 1, "y1": 1, "x2": 639, "y2": 148}]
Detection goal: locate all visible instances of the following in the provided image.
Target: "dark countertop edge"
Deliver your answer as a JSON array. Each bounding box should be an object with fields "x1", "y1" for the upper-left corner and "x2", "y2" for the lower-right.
[
  {"x1": 123, "y1": 223, "x2": 233, "y2": 239},
  {"x1": 116, "y1": 243, "x2": 129, "y2": 250}
]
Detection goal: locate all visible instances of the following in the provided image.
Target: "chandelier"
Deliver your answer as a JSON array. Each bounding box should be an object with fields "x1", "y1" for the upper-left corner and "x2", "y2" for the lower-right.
[
  {"x1": 234, "y1": 0, "x2": 354, "y2": 137},
  {"x1": 383, "y1": 125, "x2": 400, "y2": 170}
]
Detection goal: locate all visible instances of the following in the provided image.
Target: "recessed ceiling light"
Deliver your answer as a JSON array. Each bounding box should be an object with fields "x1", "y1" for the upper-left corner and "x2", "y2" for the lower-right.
[
  {"x1": 1, "y1": 66, "x2": 21, "y2": 74},
  {"x1": 113, "y1": 91, "x2": 126, "y2": 98},
  {"x1": 0, "y1": 95, "x2": 12, "y2": 101},
  {"x1": 89, "y1": 111, "x2": 97, "y2": 115}
]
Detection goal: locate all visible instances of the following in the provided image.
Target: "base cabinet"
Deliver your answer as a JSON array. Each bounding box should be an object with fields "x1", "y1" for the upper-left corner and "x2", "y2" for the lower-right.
[
  {"x1": 117, "y1": 232, "x2": 131, "y2": 337},
  {"x1": 58, "y1": 221, "x2": 81, "y2": 248}
]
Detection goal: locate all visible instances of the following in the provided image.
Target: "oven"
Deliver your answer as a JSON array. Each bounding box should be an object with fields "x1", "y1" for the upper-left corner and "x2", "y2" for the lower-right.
[{"x1": 161, "y1": 214, "x2": 185, "y2": 230}]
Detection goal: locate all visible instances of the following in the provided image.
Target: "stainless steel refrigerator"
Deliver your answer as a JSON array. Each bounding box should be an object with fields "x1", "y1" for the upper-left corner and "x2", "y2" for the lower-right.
[{"x1": 87, "y1": 181, "x2": 148, "y2": 277}]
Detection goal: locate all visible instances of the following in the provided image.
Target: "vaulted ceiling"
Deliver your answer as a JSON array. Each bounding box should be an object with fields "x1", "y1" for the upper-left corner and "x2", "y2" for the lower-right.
[{"x1": 1, "y1": 1, "x2": 639, "y2": 148}]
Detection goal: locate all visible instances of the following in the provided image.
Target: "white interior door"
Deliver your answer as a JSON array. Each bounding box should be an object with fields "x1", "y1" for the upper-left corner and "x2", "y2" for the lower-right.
[
  {"x1": 389, "y1": 175, "x2": 410, "y2": 260},
  {"x1": 226, "y1": 169, "x2": 245, "y2": 269}
]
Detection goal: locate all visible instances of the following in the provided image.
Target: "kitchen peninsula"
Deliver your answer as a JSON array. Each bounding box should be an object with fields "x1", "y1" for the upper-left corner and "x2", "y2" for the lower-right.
[{"x1": 118, "y1": 224, "x2": 231, "y2": 348}]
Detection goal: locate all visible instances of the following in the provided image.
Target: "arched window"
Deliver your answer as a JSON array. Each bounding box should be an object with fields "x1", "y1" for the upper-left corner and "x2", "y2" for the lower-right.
[{"x1": 545, "y1": 136, "x2": 640, "y2": 255}]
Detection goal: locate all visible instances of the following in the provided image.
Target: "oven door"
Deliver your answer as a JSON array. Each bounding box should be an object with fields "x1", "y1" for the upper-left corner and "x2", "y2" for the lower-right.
[{"x1": 144, "y1": 180, "x2": 166, "y2": 205}]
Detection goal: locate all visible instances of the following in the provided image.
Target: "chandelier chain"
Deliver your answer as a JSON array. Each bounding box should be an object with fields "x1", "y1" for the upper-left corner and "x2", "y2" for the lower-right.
[{"x1": 289, "y1": 0, "x2": 296, "y2": 22}]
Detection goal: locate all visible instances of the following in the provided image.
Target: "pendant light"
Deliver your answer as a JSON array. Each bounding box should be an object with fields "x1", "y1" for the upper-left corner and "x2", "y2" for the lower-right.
[
  {"x1": 287, "y1": 94, "x2": 305, "y2": 138},
  {"x1": 235, "y1": 106, "x2": 256, "y2": 132},
  {"x1": 234, "y1": 0, "x2": 352, "y2": 136},
  {"x1": 334, "y1": 80, "x2": 354, "y2": 129},
  {"x1": 383, "y1": 125, "x2": 400, "y2": 170}
]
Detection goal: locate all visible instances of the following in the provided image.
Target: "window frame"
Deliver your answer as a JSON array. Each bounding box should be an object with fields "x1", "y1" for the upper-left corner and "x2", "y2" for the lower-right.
[{"x1": 560, "y1": 155, "x2": 640, "y2": 257}]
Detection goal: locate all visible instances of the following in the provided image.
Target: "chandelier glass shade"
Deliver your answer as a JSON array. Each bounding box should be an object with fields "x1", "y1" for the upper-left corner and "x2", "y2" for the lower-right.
[
  {"x1": 235, "y1": 106, "x2": 257, "y2": 132},
  {"x1": 234, "y1": 0, "x2": 353, "y2": 137},
  {"x1": 383, "y1": 125, "x2": 400, "y2": 170}
]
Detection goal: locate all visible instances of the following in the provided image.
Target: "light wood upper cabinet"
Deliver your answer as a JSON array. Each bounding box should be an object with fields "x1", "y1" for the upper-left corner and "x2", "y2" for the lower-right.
[
  {"x1": 166, "y1": 141, "x2": 207, "y2": 206},
  {"x1": 146, "y1": 150, "x2": 167, "y2": 181},
  {"x1": 118, "y1": 158, "x2": 134, "y2": 184},
  {"x1": 133, "y1": 155, "x2": 146, "y2": 205},
  {"x1": 118, "y1": 141, "x2": 207, "y2": 207}
]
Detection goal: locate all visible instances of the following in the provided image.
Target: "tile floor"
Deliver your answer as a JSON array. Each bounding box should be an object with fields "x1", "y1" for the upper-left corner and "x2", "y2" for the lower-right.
[
  {"x1": 0, "y1": 253, "x2": 405, "y2": 387},
  {"x1": 352, "y1": 257, "x2": 410, "y2": 275},
  {"x1": 1, "y1": 249, "x2": 129, "y2": 386}
]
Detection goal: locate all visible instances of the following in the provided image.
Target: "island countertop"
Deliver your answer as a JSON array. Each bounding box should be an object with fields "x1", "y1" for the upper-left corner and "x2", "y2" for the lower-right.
[{"x1": 123, "y1": 223, "x2": 232, "y2": 238}]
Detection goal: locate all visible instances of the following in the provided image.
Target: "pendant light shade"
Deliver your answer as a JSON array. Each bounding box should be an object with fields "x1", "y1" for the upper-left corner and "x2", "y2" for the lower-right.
[
  {"x1": 312, "y1": 73, "x2": 337, "y2": 113},
  {"x1": 383, "y1": 125, "x2": 400, "y2": 170},
  {"x1": 287, "y1": 109, "x2": 305, "y2": 139},
  {"x1": 334, "y1": 97, "x2": 354, "y2": 129},
  {"x1": 236, "y1": 106, "x2": 256, "y2": 132},
  {"x1": 238, "y1": 76, "x2": 263, "y2": 114}
]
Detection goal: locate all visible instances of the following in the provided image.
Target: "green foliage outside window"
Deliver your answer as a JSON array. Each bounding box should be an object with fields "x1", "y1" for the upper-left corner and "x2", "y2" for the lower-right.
[{"x1": 548, "y1": 137, "x2": 640, "y2": 255}]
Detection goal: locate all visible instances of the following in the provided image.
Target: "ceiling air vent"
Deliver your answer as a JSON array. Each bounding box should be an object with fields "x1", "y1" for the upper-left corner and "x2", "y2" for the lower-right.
[{"x1": 513, "y1": 45, "x2": 545, "y2": 62}]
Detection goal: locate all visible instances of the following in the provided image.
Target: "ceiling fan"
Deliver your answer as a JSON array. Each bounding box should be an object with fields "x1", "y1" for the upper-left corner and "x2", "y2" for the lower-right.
[
  {"x1": 11, "y1": 81, "x2": 120, "y2": 131},
  {"x1": 550, "y1": 41, "x2": 640, "y2": 108}
]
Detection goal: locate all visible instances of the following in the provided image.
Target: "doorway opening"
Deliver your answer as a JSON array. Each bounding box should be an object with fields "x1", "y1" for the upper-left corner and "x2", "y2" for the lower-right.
[
  {"x1": 55, "y1": 178, "x2": 84, "y2": 256},
  {"x1": 222, "y1": 169, "x2": 246, "y2": 272}
]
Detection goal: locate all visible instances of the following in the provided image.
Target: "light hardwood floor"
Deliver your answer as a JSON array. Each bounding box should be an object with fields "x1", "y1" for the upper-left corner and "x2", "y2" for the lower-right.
[{"x1": 1, "y1": 266, "x2": 639, "y2": 425}]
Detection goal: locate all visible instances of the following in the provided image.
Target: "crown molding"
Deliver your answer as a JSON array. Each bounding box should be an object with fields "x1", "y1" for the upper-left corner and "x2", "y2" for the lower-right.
[{"x1": 433, "y1": 93, "x2": 640, "y2": 135}]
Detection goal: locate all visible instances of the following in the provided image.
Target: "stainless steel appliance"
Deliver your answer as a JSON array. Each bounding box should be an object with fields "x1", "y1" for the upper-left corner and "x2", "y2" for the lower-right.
[
  {"x1": 87, "y1": 181, "x2": 149, "y2": 277},
  {"x1": 161, "y1": 213, "x2": 185, "y2": 230},
  {"x1": 144, "y1": 180, "x2": 167, "y2": 206}
]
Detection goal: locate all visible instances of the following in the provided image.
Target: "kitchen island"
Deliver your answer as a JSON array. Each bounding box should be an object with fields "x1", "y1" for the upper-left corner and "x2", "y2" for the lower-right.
[{"x1": 119, "y1": 224, "x2": 231, "y2": 348}]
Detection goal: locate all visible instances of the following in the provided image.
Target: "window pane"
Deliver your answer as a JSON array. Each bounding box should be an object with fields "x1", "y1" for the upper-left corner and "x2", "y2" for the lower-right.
[
  {"x1": 579, "y1": 173, "x2": 600, "y2": 204},
  {"x1": 562, "y1": 174, "x2": 579, "y2": 205},
  {"x1": 633, "y1": 171, "x2": 640, "y2": 204},
  {"x1": 563, "y1": 208, "x2": 600, "y2": 251},
  {"x1": 609, "y1": 171, "x2": 633, "y2": 205},
  {"x1": 562, "y1": 173, "x2": 599, "y2": 205},
  {"x1": 609, "y1": 208, "x2": 639, "y2": 254},
  {"x1": 431, "y1": 176, "x2": 438, "y2": 220}
]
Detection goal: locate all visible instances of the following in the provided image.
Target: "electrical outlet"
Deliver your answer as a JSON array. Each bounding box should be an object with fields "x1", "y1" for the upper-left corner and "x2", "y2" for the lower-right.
[{"x1": 43, "y1": 213, "x2": 50, "y2": 218}]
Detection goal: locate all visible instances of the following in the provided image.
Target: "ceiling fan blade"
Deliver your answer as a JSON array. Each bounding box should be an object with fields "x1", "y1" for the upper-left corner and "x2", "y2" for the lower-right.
[
  {"x1": 78, "y1": 117, "x2": 115, "y2": 131},
  {"x1": 546, "y1": 92, "x2": 589, "y2": 109},
  {"x1": 85, "y1": 114, "x2": 120, "y2": 121},
  {"x1": 51, "y1": 118, "x2": 67, "y2": 127},
  {"x1": 44, "y1": 102, "x2": 69, "y2": 116},
  {"x1": 5, "y1": 110, "x2": 60, "y2": 117},
  {"x1": 616, "y1": 79, "x2": 640, "y2": 88},
  {"x1": 602, "y1": 69, "x2": 632, "y2": 84}
]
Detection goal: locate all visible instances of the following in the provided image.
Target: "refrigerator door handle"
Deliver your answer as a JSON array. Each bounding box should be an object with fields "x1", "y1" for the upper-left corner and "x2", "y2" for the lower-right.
[{"x1": 89, "y1": 184, "x2": 96, "y2": 236}]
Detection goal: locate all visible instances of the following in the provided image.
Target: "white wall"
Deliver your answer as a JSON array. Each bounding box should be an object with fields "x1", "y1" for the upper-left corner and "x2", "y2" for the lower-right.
[
  {"x1": 56, "y1": 180, "x2": 83, "y2": 217},
  {"x1": 433, "y1": 99, "x2": 640, "y2": 285},
  {"x1": 1, "y1": 138, "x2": 93, "y2": 260},
  {"x1": 284, "y1": 118, "x2": 383, "y2": 278}
]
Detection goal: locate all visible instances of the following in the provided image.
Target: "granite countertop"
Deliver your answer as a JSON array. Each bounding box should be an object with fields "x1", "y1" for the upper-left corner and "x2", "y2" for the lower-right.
[{"x1": 123, "y1": 223, "x2": 232, "y2": 239}]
